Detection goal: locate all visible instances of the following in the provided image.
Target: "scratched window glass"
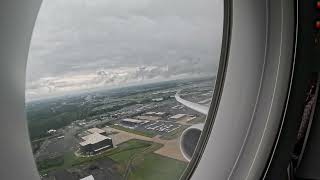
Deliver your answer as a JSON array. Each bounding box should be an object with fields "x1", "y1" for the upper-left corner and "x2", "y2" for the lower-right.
[{"x1": 26, "y1": 0, "x2": 223, "y2": 179}]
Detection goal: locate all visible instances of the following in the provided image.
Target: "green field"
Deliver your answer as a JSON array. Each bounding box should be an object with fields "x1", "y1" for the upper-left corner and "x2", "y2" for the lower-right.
[
  {"x1": 110, "y1": 140, "x2": 187, "y2": 180},
  {"x1": 37, "y1": 156, "x2": 64, "y2": 170},
  {"x1": 37, "y1": 139, "x2": 152, "y2": 174},
  {"x1": 37, "y1": 139, "x2": 187, "y2": 179},
  {"x1": 128, "y1": 153, "x2": 187, "y2": 180}
]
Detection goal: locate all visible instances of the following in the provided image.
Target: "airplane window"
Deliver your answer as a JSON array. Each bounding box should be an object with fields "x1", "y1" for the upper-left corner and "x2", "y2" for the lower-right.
[{"x1": 25, "y1": 0, "x2": 223, "y2": 179}]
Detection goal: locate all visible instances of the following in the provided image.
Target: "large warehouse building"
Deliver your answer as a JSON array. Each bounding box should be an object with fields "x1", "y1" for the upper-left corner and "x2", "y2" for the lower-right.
[
  {"x1": 79, "y1": 131, "x2": 113, "y2": 155},
  {"x1": 121, "y1": 118, "x2": 144, "y2": 126}
]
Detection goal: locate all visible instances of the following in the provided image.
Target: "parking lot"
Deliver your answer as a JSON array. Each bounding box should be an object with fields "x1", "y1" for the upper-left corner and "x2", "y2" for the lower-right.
[
  {"x1": 139, "y1": 121, "x2": 182, "y2": 134},
  {"x1": 117, "y1": 120, "x2": 182, "y2": 136}
]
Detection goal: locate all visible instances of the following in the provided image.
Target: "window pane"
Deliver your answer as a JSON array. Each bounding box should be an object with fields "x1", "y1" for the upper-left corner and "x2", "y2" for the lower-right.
[{"x1": 26, "y1": 0, "x2": 223, "y2": 179}]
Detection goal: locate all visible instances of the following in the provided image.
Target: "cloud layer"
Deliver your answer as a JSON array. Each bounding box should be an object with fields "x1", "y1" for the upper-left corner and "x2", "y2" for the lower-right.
[{"x1": 26, "y1": 0, "x2": 223, "y2": 100}]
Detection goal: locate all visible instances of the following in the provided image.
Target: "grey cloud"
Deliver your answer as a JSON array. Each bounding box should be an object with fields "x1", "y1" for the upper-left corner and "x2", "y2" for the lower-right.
[{"x1": 26, "y1": 0, "x2": 223, "y2": 99}]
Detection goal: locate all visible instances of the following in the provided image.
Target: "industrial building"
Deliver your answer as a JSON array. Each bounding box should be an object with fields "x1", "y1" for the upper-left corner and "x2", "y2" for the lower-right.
[
  {"x1": 121, "y1": 118, "x2": 144, "y2": 126},
  {"x1": 136, "y1": 115, "x2": 160, "y2": 121},
  {"x1": 79, "y1": 133, "x2": 113, "y2": 155}
]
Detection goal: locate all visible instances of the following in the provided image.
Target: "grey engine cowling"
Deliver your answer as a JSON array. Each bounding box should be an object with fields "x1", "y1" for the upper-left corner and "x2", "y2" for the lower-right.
[{"x1": 180, "y1": 123, "x2": 204, "y2": 161}]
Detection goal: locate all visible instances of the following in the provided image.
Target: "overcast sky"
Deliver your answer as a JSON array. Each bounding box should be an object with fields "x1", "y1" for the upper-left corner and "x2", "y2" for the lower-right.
[{"x1": 26, "y1": 0, "x2": 223, "y2": 100}]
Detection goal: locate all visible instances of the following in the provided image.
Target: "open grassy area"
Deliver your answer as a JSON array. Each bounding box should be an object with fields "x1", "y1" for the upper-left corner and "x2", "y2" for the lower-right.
[
  {"x1": 37, "y1": 139, "x2": 159, "y2": 174},
  {"x1": 128, "y1": 153, "x2": 187, "y2": 180},
  {"x1": 110, "y1": 124, "x2": 157, "y2": 138},
  {"x1": 37, "y1": 139, "x2": 187, "y2": 180},
  {"x1": 37, "y1": 156, "x2": 64, "y2": 170},
  {"x1": 109, "y1": 140, "x2": 164, "y2": 175},
  {"x1": 74, "y1": 139, "x2": 156, "y2": 166}
]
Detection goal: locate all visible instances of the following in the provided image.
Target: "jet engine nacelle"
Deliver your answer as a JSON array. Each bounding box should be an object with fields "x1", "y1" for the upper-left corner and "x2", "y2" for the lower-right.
[{"x1": 180, "y1": 123, "x2": 204, "y2": 161}]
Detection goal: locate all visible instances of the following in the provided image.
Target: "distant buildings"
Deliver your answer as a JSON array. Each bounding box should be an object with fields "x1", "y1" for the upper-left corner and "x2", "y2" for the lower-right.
[
  {"x1": 75, "y1": 119, "x2": 87, "y2": 126},
  {"x1": 47, "y1": 129, "x2": 56, "y2": 134},
  {"x1": 152, "y1": 97, "x2": 164, "y2": 102},
  {"x1": 57, "y1": 135, "x2": 64, "y2": 139},
  {"x1": 145, "y1": 111, "x2": 166, "y2": 116},
  {"x1": 155, "y1": 112, "x2": 166, "y2": 116},
  {"x1": 171, "y1": 105, "x2": 184, "y2": 110},
  {"x1": 145, "y1": 111, "x2": 156, "y2": 115},
  {"x1": 169, "y1": 114, "x2": 187, "y2": 121},
  {"x1": 79, "y1": 128, "x2": 113, "y2": 155},
  {"x1": 136, "y1": 115, "x2": 160, "y2": 121},
  {"x1": 121, "y1": 118, "x2": 145, "y2": 126}
]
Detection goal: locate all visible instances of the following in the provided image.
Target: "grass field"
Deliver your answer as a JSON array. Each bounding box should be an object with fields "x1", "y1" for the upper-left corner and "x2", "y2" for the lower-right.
[
  {"x1": 37, "y1": 139, "x2": 152, "y2": 174},
  {"x1": 37, "y1": 156, "x2": 64, "y2": 170},
  {"x1": 37, "y1": 139, "x2": 187, "y2": 180},
  {"x1": 128, "y1": 153, "x2": 187, "y2": 180}
]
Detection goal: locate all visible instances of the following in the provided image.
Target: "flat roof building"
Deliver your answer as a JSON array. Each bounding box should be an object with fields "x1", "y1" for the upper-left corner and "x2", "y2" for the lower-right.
[
  {"x1": 87, "y1": 127, "x2": 105, "y2": 134},
  {"x1": 79, "y1": 133, "x2": 113, "y2": 155},
  {"x1": 169, "y1": 114, "x2": 187, "y2": 120},
  {"x1": 152, "y1": 97, "x2": 164, "y2": 102},
  {"x1": 47, "y1": 129, "x2": 56, "y2": 134},
  {"x1": 122, "y1": 118, "x2": 143, "y2": 124},
  {"x1": 155, "y1": 112, "x2": 166, "y2": 116},
  {"x1": 121, "y1": 118, "x2": 144, "y2": 126},
  {"x1": 80, "y1": 133, "x2": 110, "y2": 146},
  {"x1": 145, "y1": 112, "x2": 166, "y2": 116},
  {"x1": 145, "y1": 112, "x2": 156, "y2": 115},
  {"x1": 136, "y1": 116, "x2": 160, "y2": 121}
]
